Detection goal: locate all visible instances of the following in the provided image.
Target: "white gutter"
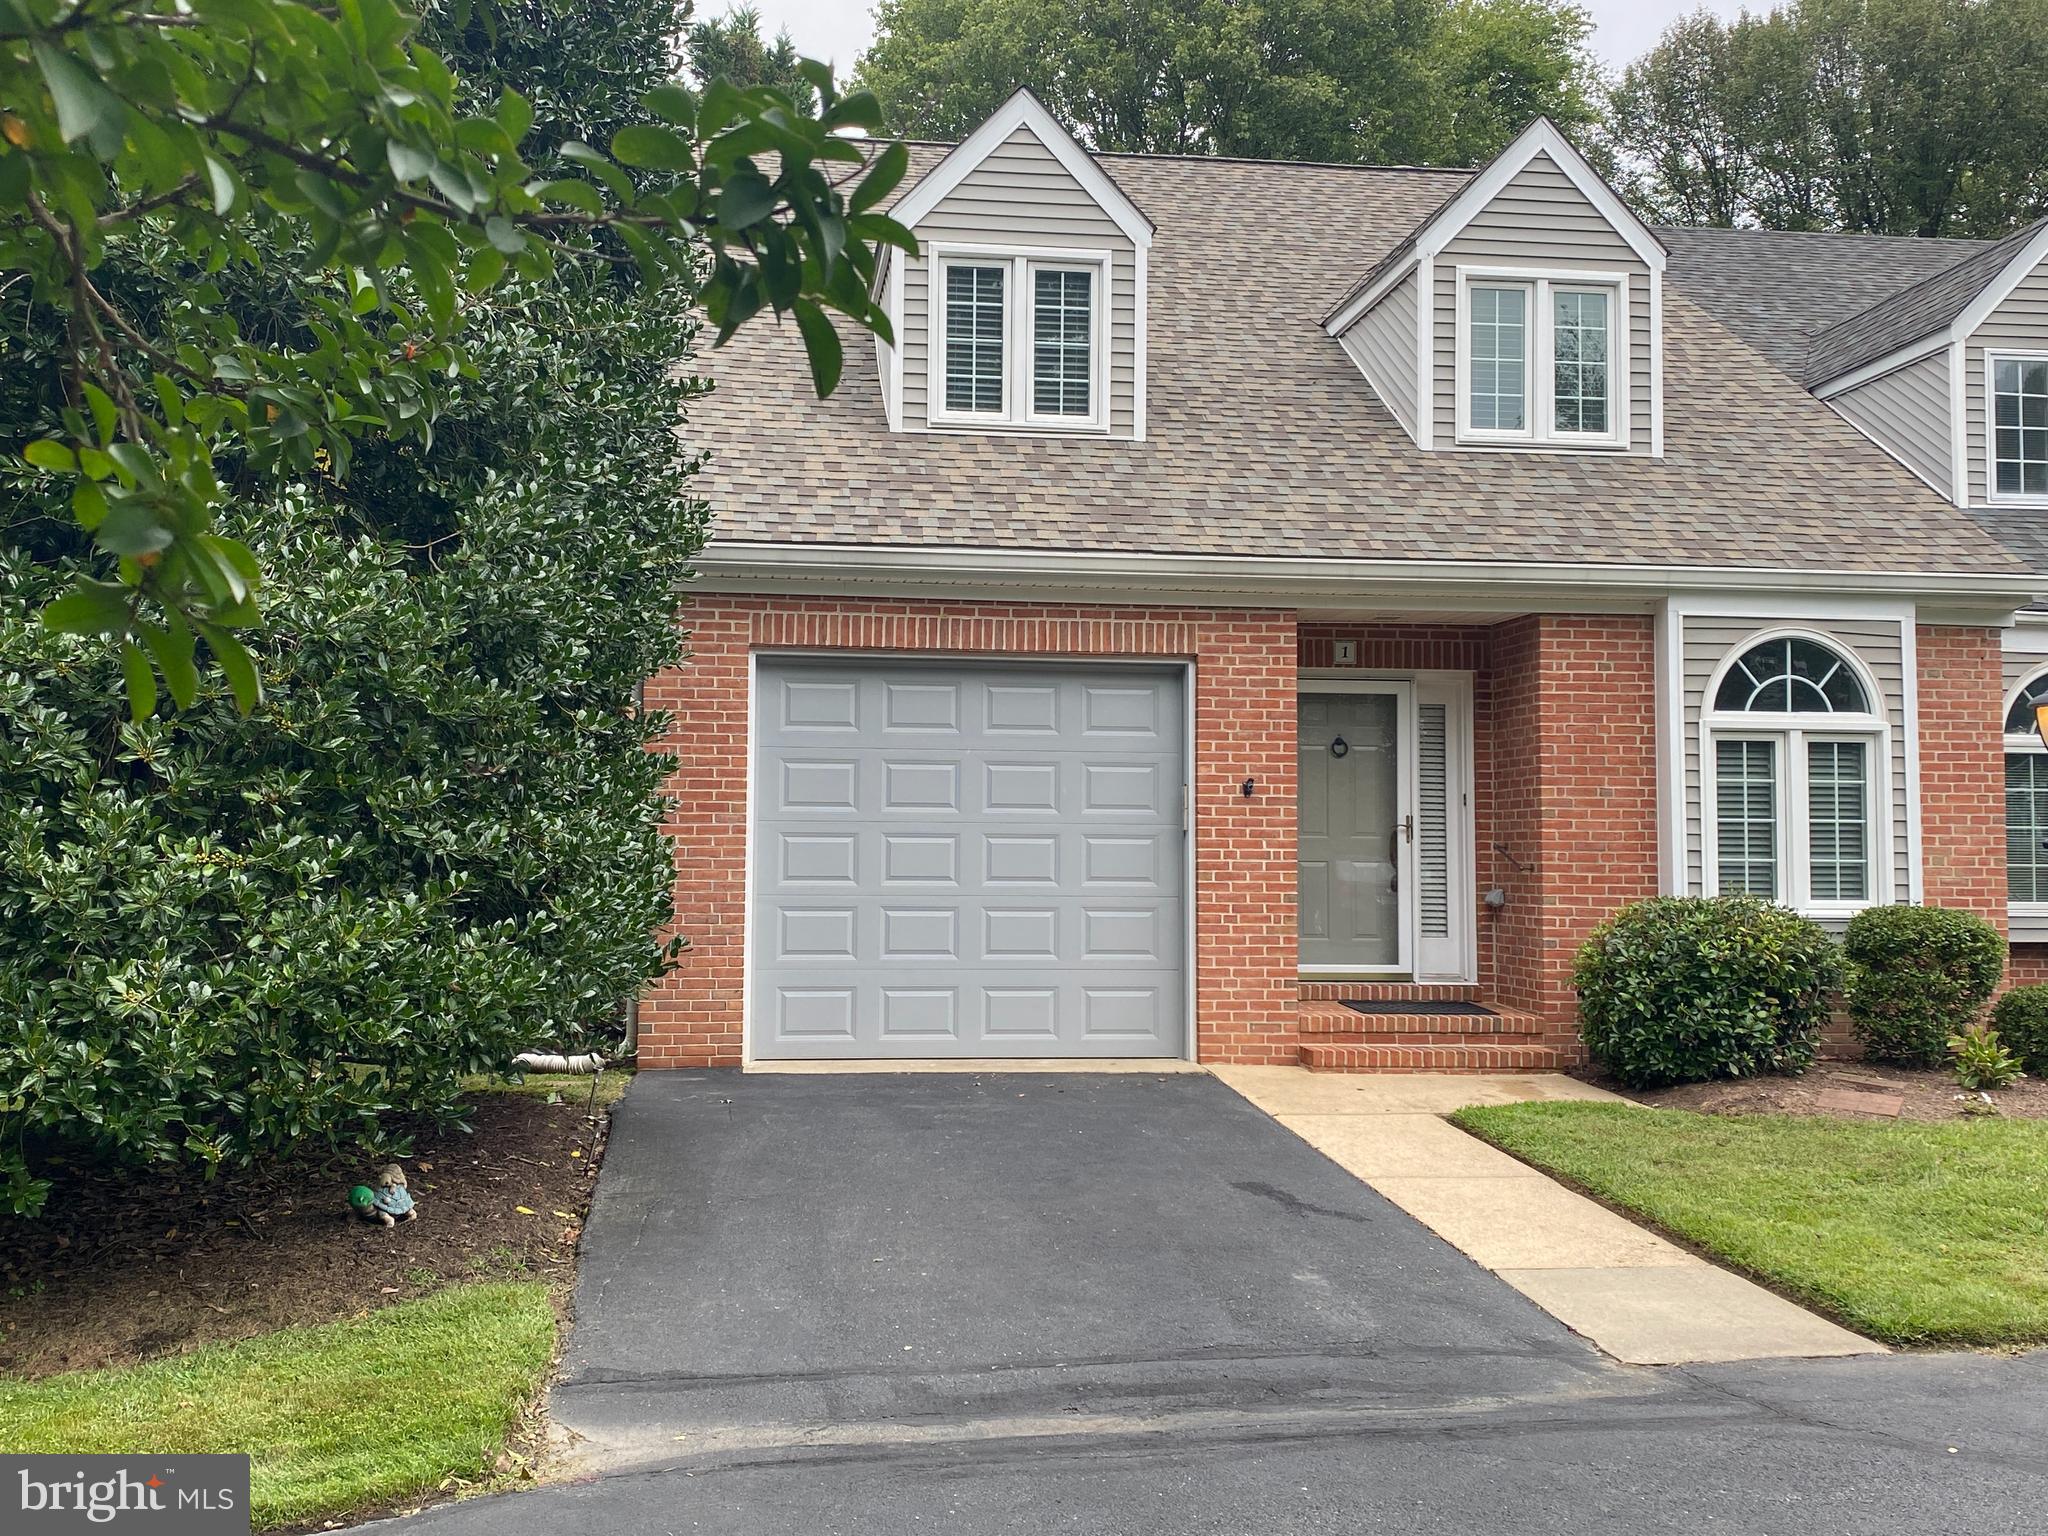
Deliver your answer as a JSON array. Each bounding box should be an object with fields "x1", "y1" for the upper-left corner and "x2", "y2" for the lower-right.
[{"x1": 694, "y1": 540, "x2": 2043, "y2": 615}]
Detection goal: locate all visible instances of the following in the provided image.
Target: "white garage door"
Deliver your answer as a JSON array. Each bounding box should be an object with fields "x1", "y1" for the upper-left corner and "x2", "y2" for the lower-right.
[{"x1": 751, "y1": 658, "x2": 1188, "y2": 1059}]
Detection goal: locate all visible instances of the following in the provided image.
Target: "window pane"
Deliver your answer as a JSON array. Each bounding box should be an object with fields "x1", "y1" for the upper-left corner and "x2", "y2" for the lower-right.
[
  {"x1": 1716, "y1": 739, "x2": 1778, "y2": 898},
  {"x1": 1031, "y1": 267, "x2": 1093, "y2": 417},
  {"x1": 1993, "y1": 357, "x2": 2048, "y2": 497},
  {"x1": 2009, "y1": 754, "x2": 2048, "y2": 903},
  {"x1": 943, "y1": 264, "x2": 1005, "y2": 413},
  {"x1": 1807, "y1": 741, "x2": 1869, "y2": 902},
  {"x1": 1552, "y1": 289, "x2": 1609, "y2": 435},
  {"x1": 1469, "y1": 285, "x2": 1526, "y2": 431},
  {"x1": 1713, "y1": 637, "x2": 1868, "y2": 714},
  {"x1": 2005, "y1": 670, "x2": 2048, "y2": 734}
]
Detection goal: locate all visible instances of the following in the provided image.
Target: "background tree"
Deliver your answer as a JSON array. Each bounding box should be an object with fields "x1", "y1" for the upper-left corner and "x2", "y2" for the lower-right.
[
  {"x1": 686, "y1": 3, "x2": 816, "y2": 108},
  {"x1": 2, "y1": 0, "x2": 907, "y2": 713},
  {"x1": 854, "y1": 0, "x2": 1597, "y2": 165},
  {"x1": 0, "y1": 0, "x2": 907, "y2": 1216},
  {"x1": 1606, "y1": 0, "x2": 2048, "y2": 235}
]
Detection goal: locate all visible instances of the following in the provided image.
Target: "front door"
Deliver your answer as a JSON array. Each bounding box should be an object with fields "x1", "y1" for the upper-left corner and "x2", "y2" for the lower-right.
[{"x1": 1298, "y1": 687, "x2": 1411, "y2": 972}]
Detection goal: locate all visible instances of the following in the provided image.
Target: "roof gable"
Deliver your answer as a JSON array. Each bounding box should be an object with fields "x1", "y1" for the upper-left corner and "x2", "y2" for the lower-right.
[
  {"x1": 885, "y1": 88, "x2": 1153, "y2": 250},
  {"x1": 1324, "y1": 118, "x2": 1661, "y2": 335}
]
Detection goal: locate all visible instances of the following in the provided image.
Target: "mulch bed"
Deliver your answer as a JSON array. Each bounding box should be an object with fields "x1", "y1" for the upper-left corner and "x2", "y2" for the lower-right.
[
  {"x1": 1617, "y1": 1061, "x2": 2048, "y2": 1123},
  {"x1": 0, "y1": 1085, "x2": 613, "y2": 1380}
]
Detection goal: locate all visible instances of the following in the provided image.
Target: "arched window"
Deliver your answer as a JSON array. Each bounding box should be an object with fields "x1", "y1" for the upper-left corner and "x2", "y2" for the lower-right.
[
  {"x1": 2005, "y1": 666, "x2": 2048, "y2": 908},
  {"x1": 1713, "y1": 636, "x2": 1869, "y2": 714},
  {"x1": 2005, "y1": 669, "x2": 2048, "y2": 736},
  {"x1": 1705, "y1": 633, "x2": 1882, "y2": 912}
]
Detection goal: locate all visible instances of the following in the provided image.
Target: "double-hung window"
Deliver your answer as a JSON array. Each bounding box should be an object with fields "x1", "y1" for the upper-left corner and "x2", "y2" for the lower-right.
[
  {"x1": 2004, "y1": 668, "x2": 2048, "y2": 909},
  {"x1": 1457, "y1": 270, "x2": 1625, "y2": 447},
  {"x1": 933, "y1": 249, "x2": 1106, "y2": 429},
  {"x1": 1991, "y1": 354, "x2": 2048, "y2": 502},
  {"x1": 1704, "y1": 635, "x2": 1886, "y2": 914}
]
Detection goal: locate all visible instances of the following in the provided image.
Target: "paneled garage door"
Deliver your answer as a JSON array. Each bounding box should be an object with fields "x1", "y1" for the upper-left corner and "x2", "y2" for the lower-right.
[{"x1": 751, "y1": 658, "x2": 1188, "y2": 1059}]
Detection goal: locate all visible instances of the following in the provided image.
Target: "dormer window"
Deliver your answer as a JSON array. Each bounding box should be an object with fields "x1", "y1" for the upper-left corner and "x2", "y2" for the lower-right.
[
  {"x1": 1991, "y1": 354, "x2": 2048, "y2": 502},
  {"x1": 943, "y1": 264, "x2": 1008, "y2": 414},
  {"x1": 930, "y1": 246, "x2": 1108, "y2": 432},
  {"x1": 1454, "y1": 269, "x2": 1627, "y2": 449}
]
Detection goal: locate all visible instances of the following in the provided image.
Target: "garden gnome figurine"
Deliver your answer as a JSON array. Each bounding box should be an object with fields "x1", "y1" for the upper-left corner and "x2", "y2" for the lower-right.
[
  {"x1": 348, "y1": 1184, "x2": 379, "y2": 1223},
  {"x1": 370, "y1": 1163, "x2": 417, "y2": 1226}
]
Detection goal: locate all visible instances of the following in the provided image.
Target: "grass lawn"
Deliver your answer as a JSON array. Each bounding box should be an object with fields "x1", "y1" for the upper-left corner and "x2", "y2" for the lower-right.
[
  {"x1": 1452, "y1": 1102, "x2": 2048, "y2": 1348},
  {"x1": 0, "y1": 1282, "x2": 556, "y2": 1529}
]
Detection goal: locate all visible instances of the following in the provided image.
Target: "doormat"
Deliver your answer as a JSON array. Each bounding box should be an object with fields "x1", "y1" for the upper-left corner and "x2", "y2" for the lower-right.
[{"x1": 1339, "y1": 999, "x2": 1498, "y2": 1018}]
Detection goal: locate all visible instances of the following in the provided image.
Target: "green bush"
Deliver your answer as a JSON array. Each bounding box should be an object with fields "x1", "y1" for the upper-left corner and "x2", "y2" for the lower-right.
[
  {"x1": 1948, "y1": 1025, "x2": 2025, "y2": 1091},
  {"x1": 1573, "y1": 896, "x2": 1844, "y2": 1089},
  {"x1": 1988, "y1": 985, "x2": 2048, "y2": 1076},
  {"x1": 1842, "y1": 905, "x2": 2006, "y2": 1067},
  {"x1": 0, "y1": 0, "x2": 701, "y2": 1216}
]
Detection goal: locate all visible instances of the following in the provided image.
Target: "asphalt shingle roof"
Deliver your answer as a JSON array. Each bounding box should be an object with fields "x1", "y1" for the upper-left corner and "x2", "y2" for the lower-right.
[
  {"x1": 1800, "y1": 217, "x2": 2048, "y2": 386},
  {"x1": 693, "y1": 147, "x2": 2027, "y2": 579},
  {"x1": 1657, "y1": 225, "x2": 1991, "y2": 379}
]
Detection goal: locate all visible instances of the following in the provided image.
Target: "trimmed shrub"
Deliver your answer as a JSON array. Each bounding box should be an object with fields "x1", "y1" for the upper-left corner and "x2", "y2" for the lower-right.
[
  {"x1": 1573, "y1": 896, "x2": 1843, "y2": 1089},
  {"x1": 1842, "y1": 905, "x2": 2005, "y2": 1067},
  {"x1": 1989, "y1": 985, "x2": 2048, "y2": 1076},
  {"x1": 1948, "y1": 1025, "x2": 2025, "y2": 1091}
]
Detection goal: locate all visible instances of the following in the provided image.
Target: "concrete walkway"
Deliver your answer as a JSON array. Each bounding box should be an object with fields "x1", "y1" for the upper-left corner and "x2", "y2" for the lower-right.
[{"x1": 1212, "y1": 1066, "x2": 1881, "y2": 1367}]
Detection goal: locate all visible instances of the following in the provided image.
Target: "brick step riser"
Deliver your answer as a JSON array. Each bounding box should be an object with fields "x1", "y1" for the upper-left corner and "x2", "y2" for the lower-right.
[
  {"x1": 1297, "y1": 1013, "x2": 1543, "y2": 1038},
  {"x1": 1300, "y1": 1044, "x2": 1568, "y2": 1074},
  {"x1": 1310, "y1": 1031, "x2": 1557, "y2": 1047}
]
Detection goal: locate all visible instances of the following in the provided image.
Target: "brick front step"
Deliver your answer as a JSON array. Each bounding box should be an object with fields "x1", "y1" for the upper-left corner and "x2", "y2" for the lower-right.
[
  {"x1": 1298, "y1": 981, "x2": 1482, "y2": 1003},
  {"x1": 1300, "y1": 1040, "x2": 1569, "y2": 1074},
  {"x1": 1297, "y1": 1001, "x2": 1542, "y2": 1037}
]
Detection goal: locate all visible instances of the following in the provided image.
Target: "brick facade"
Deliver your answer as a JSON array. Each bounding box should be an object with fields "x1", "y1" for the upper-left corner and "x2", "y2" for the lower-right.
[
  {"x1": 643, "y1": 599, "x2": 2017, "y2": 1072},
  {"x1": 1915, "y1": 625, "x2": 2008, "y2": 934},
  {"x1": 640, "y1": 595, "x2": 1300, "y2": 1067}
]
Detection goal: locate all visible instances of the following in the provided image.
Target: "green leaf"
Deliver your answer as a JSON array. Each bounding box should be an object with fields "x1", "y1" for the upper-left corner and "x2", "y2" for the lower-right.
[
  {"x1": 484, "y1": 216, "x2": 526, "y2": 256},
  {"x1": 142, "y1": 617, "x2": 199, "y2": 709},
  {"x1": 643, "y1": 84, "x2": 696, "y2": 127},
  {"x1": 23, "y1": 440, "x2": 76, "y2": 472},
  {"x1": 532, "y1": 178, "x2": 605, "y2": 216},
  {"x1": 791, "y1": 298, "x2": 843, "y2": 396},
  {"x1": 81, "y1": 383, "x2": 116, "y2": 447},
  {"x1": 717, "y1": 166, "x2": 776, "y2": 230},
  {"x1": 497, "y1": 88, "x2": 534, "y2": 146},
  {"x1": 611, "y1": 124, "x2": 694, "y2": 171},
  {"x1": 95, "y1": 503, "x2": 176, "y2": 558},
  {"x1": 204, "y1": 156, "x2": 239, "y2": 216},
  {"x1": 851, "y1": 143, "x2": 910, "y2": 215},
  {"x1": 198, "y1": 624, "x2": 262, "y2": 714},
  {"x1": 387, "y1": 139, "x2": 435, "y2": 182},
  {"x1": 30, "y1": 41, "x2": 123, "y2": 146},
  {"x1": 120, "y1": 642, "x2": 158, "y2": 723},
  {"x1": 42, "y1": 580, "x2": 131, "y2": 636},
  {"x1": 559, "y1": 141, "x2": 635, "y2": 203}
]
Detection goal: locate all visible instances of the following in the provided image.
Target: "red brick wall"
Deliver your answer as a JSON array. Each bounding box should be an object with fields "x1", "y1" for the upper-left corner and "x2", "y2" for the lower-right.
[
  {"x1": 640, "y1": 595, "x2": 1300, "y2": 1067},
  {"x1": 1916, "y1": 624, "x2": 2008, "y2": 936},
  {"x1": 1487, "y1": 615, "x2": 1660, "y2": 1025},
  {"x1": 2010, "y1": 947, "x2": 2048, "y2": 988}
]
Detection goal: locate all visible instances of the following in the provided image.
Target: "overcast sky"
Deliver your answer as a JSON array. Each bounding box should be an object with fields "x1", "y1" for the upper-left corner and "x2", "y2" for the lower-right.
[{"x1": 737, "y1": 1, "x2": 1763, "y2": 74}]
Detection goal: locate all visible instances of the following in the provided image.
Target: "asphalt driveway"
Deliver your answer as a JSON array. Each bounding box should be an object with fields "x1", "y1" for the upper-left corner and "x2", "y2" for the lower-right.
[{"x1": 371, "y1": 1070, "x2": 2048, "y2": 1534}]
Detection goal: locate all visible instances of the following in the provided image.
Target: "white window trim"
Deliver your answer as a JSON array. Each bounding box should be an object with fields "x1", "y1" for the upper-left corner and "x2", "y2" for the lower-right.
[
  {"x1": 1984, "y1": 348, "x2": 2048, "y2": 508},
  {"x1": 2002, "y1": 663, "x2": 2048, "y2": 921},
  {"x1": 926, "y1": 242, "x2": 1111, "y2": 434},
  {"x1": 1454, "y1": 265, "x2": 1630, "y2": 450},
  {"x1": 1699, "y1": 630, "x2": 1893, "y2": 917}
]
